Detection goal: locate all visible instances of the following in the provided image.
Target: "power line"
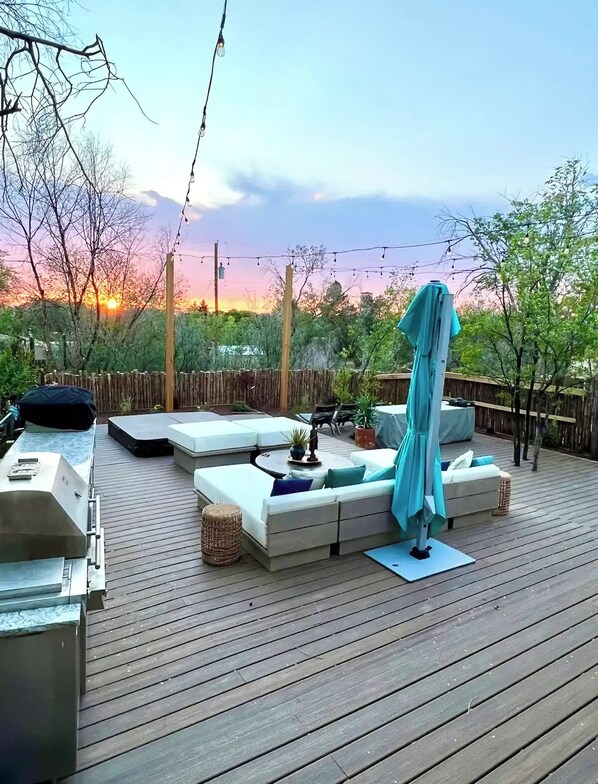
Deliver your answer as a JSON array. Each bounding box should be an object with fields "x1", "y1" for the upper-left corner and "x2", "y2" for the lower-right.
[{"x1": 171, "y1": 0, "x2": 228, "y2": 255}]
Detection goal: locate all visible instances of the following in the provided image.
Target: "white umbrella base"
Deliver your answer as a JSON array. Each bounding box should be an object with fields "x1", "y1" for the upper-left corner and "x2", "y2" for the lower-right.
[{"x1": 365, "y1": 538, "x2": 475, "y2": 582}]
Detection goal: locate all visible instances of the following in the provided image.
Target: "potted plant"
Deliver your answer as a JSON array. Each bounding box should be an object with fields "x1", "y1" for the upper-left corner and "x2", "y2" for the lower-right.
[
  {"x1": 286, "y1": 426, "x2": 310, "y2": 461},
  {"x1": 353, "y1": 393, "x2": 378, "y2": 449}
]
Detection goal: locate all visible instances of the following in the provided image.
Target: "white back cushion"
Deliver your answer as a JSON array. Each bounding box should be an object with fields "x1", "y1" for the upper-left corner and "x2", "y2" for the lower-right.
[
  {"x1": 289, "y1": 468, "x2": 327, "y2": 490},
  {"x1": 447, "y1": 449, "x2": 474, "y2": 472},
  {"x1": 333, "y1": 479, "x2": 395, "y2": 502},
  {"x1": 442, "y1": 464, "x2": 500, "y2": 484},
  {"x1": 262, "y1": 487, "x2": 337, "y2": 519}
]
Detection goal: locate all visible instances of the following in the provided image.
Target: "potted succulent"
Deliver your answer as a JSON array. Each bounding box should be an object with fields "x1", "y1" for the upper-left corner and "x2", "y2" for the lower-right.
[
  {"x1": 286, "y1": 426, "x2": 310, "y2": 461},
  {"x1": 353, "y1": 393, "x2": 378, "y2": 449}
]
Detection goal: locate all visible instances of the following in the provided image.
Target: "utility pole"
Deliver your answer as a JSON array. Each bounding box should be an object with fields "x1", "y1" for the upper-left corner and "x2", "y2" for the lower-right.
[
  {"x1": 279, "y1": 264, "x2": 293, "y2": 411},
  {"x1": 214, "y1": 240, "x2": 219, "y2": 315},
  {"x1": 165, "y1": 252, "x2": 175, "y2": 412}
]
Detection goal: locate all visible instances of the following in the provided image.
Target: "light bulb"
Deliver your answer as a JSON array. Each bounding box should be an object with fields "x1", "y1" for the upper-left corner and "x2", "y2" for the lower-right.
[{"x1": 216, "y1": 32, "x2": 225, "y2": 57}]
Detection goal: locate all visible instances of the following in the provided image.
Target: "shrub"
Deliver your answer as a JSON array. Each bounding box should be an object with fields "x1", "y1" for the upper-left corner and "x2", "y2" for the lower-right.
[
  {"x1": 0, "y1": 346, "x2": 38, "y2": 402},
  {"x1": 231, "y1": 400, "x2": 252, "y2": 413}
]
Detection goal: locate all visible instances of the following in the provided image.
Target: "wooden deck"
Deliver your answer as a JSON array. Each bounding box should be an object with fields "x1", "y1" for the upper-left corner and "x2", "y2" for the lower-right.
[{"x1": 66, "y1": 427, "x2": 598, "y2": 783}]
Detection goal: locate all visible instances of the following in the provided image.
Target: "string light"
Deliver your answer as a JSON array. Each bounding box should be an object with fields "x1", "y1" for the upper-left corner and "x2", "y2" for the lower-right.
[
  {"x1": 523, "y1": 226, "x2": 530, "y2": 246},
  {"x1": 381, "y1": 246, "x2": 386, "y2": 261},
  {"x1": 182, "y1": 237, "x2": 465, "y2": 263},
  {"x1": 171, "y1": 0, "x2": 228, "y2": 254},
  {"x1": 446, "y1": 242, "x2": 452, "y2": 257},
  {"x1": 227, "y1": 257, "x2": 230, "y2": 266}
]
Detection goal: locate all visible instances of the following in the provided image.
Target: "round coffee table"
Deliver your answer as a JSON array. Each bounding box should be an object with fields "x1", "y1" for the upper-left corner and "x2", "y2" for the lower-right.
[{"x1": 255, "y1": 449, "x2": 354, "y2": 478}]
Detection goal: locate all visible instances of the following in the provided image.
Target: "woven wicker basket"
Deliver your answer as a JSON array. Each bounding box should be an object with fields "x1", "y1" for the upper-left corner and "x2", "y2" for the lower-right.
[
  {"x1": 201, "y1": 503, "x2": 242, "y2": 565},
  {"x1": 493, "y1": 471, "x2": 512, "y2": 516}
]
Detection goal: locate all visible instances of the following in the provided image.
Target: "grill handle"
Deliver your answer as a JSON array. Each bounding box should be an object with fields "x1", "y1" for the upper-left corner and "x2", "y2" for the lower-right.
[{"x1": 88, "y1": 494, "x2": 102, "y2": 569}]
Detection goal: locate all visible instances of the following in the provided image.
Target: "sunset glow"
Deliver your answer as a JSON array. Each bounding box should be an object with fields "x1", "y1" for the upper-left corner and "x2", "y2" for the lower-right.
[{"x1": 106, "y1": 298, "x2": 118, "y2": 311}]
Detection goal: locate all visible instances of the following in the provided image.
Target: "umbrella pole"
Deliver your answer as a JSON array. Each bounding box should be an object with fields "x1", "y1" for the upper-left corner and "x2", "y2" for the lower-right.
[{"x1": 410, "y1": 290, "x2": 454, "y2": 560}]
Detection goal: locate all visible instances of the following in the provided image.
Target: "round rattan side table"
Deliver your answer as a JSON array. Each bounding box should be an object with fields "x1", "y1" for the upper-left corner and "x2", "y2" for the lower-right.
[
  {"x1": 201, "y1": 503, "x2": 242, "y2": 565},
  {"x1": 492, "y1": 471, "x2": 512, "y2": 516}
]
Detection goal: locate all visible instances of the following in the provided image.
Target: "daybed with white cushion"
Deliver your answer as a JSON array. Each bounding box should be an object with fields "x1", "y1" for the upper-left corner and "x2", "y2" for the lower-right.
[
  {"x1": 169, "y1": 416, "x2": 303, "y2": 473},
  {"x1": 194, "y1": 464, "x2": 338, "y2": 571},
  {"x1": 168, "y1": 420, "x2": 258, "y2": 472}
]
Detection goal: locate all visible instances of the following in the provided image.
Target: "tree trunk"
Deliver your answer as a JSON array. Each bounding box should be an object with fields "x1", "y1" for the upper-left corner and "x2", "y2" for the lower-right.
[
  {"x1": 532, "y1": 393, "x2": 546, "y2": 472},
  {"x1": 523, "y1": 363, "x2": 537, "y2": 460},
  {"x1": 512, "y1": 360, "x2": 522, "y2": 466}
]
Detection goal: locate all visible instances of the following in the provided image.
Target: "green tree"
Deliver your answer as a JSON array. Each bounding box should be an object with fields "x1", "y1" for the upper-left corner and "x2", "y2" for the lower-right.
[{"x1": 445, "y1": 158, "x2": 598, "y2": 468}]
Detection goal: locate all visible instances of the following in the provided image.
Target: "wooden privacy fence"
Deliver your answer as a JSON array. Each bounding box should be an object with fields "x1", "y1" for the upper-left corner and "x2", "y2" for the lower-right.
[
  {"x1": 41, "y1": 369, "x2": 338, "y2": 415},
  {"x1": 42, "y1": 369, "x2": 597, "y2": 457}
]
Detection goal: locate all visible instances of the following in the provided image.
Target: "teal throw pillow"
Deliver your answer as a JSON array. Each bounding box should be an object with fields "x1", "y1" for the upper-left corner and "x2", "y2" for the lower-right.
[
  {"x1": 471, "y1": 455, "x2": 493, "y2": 467},
  {"x1": 363, "y1": 464, "x2": 396, "y2": 483},
  {"x1": 324, "y1": 465, "x2": 366, "y2": 488}
]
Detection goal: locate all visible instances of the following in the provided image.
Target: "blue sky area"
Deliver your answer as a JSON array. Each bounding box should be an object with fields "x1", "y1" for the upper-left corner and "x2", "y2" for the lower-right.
[{"x1": 70, "y1": 0, "x2": 598, "y2": 305}]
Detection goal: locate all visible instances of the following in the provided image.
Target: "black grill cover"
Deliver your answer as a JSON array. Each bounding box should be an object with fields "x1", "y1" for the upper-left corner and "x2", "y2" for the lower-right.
[{"x1": 20, "y1": 385, "x2": 97, "y2": 431}]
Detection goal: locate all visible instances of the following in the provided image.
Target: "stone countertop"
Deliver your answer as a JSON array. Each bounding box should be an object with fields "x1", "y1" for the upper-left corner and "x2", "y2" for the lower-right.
[
  {"x1": 6, "y1": 425, "x2": 96, "y2": 482},
  {"x1": 0, "y1": 603, "x2": 81, "y2": 636}
]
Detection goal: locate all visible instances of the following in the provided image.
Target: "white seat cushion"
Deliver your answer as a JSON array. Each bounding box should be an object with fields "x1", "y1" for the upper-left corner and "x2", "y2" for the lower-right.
[
  {"x1": 237, "y1": 417, "x2": 305, "y2": 448},
  {"x1": 350, "y1": 449, "x2": 396, "y2": 471},
  {"x1": 168, "y1": 420, "x2": 257, "y2": 454},
  {"x1": 194, "y1": 464, "x2": 272, "y2": 547}
]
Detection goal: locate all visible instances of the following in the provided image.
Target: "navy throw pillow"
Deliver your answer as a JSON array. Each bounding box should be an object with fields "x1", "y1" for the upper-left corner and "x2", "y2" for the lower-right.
[{"x1": 270, "y1": 477, "x2": 313, "y2": 496}]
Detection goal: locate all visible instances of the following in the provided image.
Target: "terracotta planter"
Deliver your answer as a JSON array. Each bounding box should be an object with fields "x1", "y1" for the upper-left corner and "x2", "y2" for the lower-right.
[{"x1": 355, "y1": 426, "x2": 376, "y2": 449}]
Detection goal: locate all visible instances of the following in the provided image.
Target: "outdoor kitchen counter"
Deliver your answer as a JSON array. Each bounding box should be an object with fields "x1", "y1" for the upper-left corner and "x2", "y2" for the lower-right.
[
  {"x1": 6, "y1": 424, "x2": 96, "y2": 483},
  {"x1": 0, "y1": 602, "x2": 81, "y2": 636}
]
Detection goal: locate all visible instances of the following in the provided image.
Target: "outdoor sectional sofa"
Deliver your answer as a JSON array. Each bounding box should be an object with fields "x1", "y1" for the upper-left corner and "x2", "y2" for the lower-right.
[{"x1": 193, "y1": 460, "x2": 501, "y2": 571}]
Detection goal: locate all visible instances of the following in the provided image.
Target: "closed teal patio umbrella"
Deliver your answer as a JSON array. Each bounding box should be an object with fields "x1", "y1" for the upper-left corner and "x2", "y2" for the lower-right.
[{"x1": 365, "y1": 282, "x2": 475, "y2": 580}]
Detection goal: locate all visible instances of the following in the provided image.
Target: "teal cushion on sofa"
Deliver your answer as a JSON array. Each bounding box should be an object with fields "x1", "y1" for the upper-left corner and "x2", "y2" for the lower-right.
[
  {"x1": 363, "y1": 464, "x2": 396, "y2": 483},
  {"x1": 270, "y1": 477, "x2": 313, "y2": 496},
  {"x1": 324, "y1": 465, "x2": 366, "y2": 488},
  {"x1": 471, "y1": 455, "x2": 493, "y2": 467}
]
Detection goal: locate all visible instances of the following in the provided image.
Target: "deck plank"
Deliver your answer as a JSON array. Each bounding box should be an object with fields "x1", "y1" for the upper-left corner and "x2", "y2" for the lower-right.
[{"x1": 63, "y1": 426, "x2": 598, "y2": 783}]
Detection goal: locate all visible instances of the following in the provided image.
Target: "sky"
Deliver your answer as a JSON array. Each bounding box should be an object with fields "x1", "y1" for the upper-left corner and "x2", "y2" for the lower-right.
[{"x1": 69, "y1": 0, "x2": 598, "y2": 309}]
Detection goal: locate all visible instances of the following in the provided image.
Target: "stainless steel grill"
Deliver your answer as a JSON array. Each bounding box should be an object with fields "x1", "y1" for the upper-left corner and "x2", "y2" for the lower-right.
[{"x1": 0, "y1": 450, "x2": 106, "y2": 784}]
